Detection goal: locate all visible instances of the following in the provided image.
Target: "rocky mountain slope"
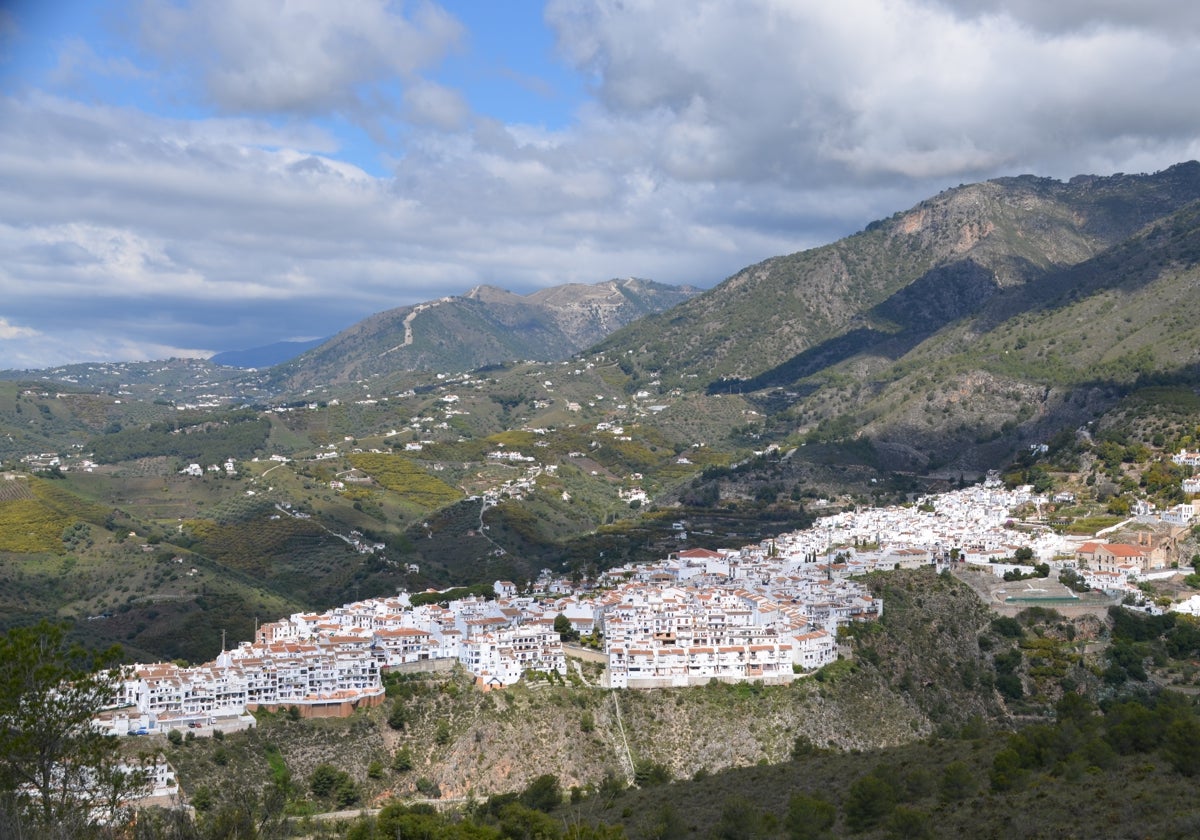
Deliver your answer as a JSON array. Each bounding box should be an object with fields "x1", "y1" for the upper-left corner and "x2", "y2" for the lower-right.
[
  {"x1": 601, "y1": 162, "x2": 1200, "y2": 386},
  {"x1": 268, "y1": 278, "x2": 698, "y2": 391},
  {"x1": 596, "y1": 162, "x2": 1200, "y2": 471}
]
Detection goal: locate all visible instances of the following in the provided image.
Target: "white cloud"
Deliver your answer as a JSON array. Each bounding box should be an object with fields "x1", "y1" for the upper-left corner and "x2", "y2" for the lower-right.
[
  {"x1": 403, "y1": 80, "x2": 470, "y2": 131},
  {"x1": 138, "y1": 0, "x2": 463, "y2": 115},
  {"x1": 0, "y1": 317, "x2": 41, "y2": 340},
  {"x1": 0, "y1": 329, "x2": 214, "y2": 372},
  {"x1": 545, "y1": 0, "x2": 1200, "y2": 184}
]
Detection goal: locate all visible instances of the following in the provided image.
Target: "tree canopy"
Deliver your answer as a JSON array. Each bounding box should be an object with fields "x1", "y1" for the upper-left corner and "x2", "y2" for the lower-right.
[{"x1": 0, "y1": 621, "x2": 146, "y2": 835}]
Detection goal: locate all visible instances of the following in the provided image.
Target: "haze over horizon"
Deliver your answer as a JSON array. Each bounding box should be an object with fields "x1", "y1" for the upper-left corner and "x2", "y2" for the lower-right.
[{"x1": 3, "y1": 0, "x2": 1200, "y2": 370}]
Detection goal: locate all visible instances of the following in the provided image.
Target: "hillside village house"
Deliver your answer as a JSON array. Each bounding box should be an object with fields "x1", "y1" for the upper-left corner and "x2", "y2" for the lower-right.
[
  {"x1": 597, "y1": 579, "x2": 863, "y2": 689},
  {"x1": 1172, "y1": 448, "x2": 1200, "y2": 468}
]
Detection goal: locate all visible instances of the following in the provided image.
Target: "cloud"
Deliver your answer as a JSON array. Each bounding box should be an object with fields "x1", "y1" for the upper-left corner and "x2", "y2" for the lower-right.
[
  {"x1": 0, "y1": 327, "x2": 214, "y2": 372},
  {"x1": 0, "y1": 317, "x2": 41, "y2": 340},
  {"x1": 940, "y1": 0, "x2": 1200, "y2": 36},
  {"x1": 403, "y1": 80, "x2": 470, "y2": 131},
  {"x1": 545, "y1": 0, "x2": 1200, "y2": 184},
  {"x1": 138, "y1": 0, "x2": 463, "y2": 115},
  {"x1": 49, "y1": 37, "x2": 147, "y2": 89}
]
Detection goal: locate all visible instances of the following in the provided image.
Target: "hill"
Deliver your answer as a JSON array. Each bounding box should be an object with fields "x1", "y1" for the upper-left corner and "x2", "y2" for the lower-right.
[{"x1": 268, "y1": 278, "x2": 699, "y2": 392}]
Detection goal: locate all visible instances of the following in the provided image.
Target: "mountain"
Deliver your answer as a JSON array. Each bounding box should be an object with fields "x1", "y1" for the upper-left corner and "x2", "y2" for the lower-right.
[
  {"x1": 209, "y1": 337, "x2": 327, "y2": 369},
  {"x1": 270, "y1": 277, "x2": 700, "y2": 391},
  {"x1": 599, "y1": 162, "x2": 1200, "y2": 470}
]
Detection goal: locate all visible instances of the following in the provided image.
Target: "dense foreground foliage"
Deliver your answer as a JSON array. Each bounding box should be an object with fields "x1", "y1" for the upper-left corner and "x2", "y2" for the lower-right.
[{"x1": 7, "y1": 680, "x2": 1200, "y2": 840}]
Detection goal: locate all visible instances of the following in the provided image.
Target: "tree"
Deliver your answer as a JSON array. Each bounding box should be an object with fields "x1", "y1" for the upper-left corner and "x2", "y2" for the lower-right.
[
  {"x1": 554, "y1": 613, "x2": 578, "y2": 642},
  {"x1": 0, "y1": 621, "x2": 147, "y2": 833},
  {"x1": 308, "y1": 764, "x2": 349, "y2": 800},
  {"x1": 885, "y1": 806, "x2": 933, "y2": 839},
  {"x1": 713, "y1": 795, "x2": 770, "y2": 840},
  {"x1": 938, "y1": 761, "x2": 976, "y2": 802},
  {"x1": 1163, "y1": 716, "x2": 1200, "y2": 776},
  {"x1": 844, "y1": 774, "x2": 896, "y2": 832},
  {"x1": 392, "y1": 746, "x2": 414, "y2": 773},
  {"x1": 518, "y1": 773, "x2": 562, "y2": 812},
  {"x1": 785, "y1": 792, "x2": 836, "y2": 840},
  {"x1": 387, "y1": 700, "x2": 408, "y2": 730}
]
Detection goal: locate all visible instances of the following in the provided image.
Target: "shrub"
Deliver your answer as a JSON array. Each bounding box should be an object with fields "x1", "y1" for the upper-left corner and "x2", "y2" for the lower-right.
[
  {"x1": 844, "y1": 773, "x2": 897, "y2": 832},
  {"x1": 310, "y1": 763, "x2": 351, "y2": 800},
  {"x1": 392, "y1": 747, "x2": 413, "y2": 773},
  {"x1": 633, "y1": 761, "x2": 672, "y2": 787},
  {"x1": 786, "y1": 793, "x2": 836, "y2": 840},
  {"x1": 519, "y1": 774, "x2": 562, "y2": 812},
  {"x1": 939, "y1": 761, "x2": 976, "y2": 802},
  {"x1": 415, "y1": 776, "x2": 441, "y2": 799},
  {"x1": 387, "y1": 702, "x2": 407, "y2": 731}
]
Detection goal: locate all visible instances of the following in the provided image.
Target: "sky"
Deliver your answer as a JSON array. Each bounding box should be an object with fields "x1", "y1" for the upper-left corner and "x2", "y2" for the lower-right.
[{"x1": 2, "y1": 1, "x2": 1200, "y2": 370}]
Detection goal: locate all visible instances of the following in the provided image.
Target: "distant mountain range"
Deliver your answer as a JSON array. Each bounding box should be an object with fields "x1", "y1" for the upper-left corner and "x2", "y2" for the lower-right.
[
  {"x1": 210, "y1": 338, "x2": 328, "y2": 369},
  {"x1": 267, "y1": 277, "x2": 700, "y2": 391},
  {"x1": 5, "y1": 162, "x2": 1200, "y2": 670}
]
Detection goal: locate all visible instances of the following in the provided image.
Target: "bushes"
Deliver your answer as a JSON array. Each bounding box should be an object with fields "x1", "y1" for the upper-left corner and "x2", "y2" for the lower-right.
[
  {"x1": 308, "y1": 763, "x2": 359, "y2": 808},
  {"x1": 785, "y1": 793, "x2": 836, "y2": 840},
  {"x1": 88, "y1": 411, "x2": 269, "y2": 464},
  {"x1": 392, "y1": 746, "x2": 413, "y2": 773},
  {"x1": 633, "y1": 761, "x2": 672, "y2": 788},
  {"x1": 989, "y1": 690, "x2": 1200, "y2": 793},
  {"x1": 387, "y1": 701, "x2": 407, "y2": 731},
  {"x1": 519, "y1": 774, "x2": 562, "y2": 812},
  {"x1": 843, "y1": 774, "x2": 897, "y2": 832},
  {"x1": 989, "y1": 617, "x2": 1022, "y2": 638}
]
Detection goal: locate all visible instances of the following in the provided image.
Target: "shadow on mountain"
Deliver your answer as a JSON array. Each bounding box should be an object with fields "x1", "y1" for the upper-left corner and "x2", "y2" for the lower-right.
[
  {"x1": 709, "y1": 259, "x2": 1002, "y2": 394},
  {"x1": 990, "y1": 199, "x2": 1200, "y2": 327},
  {"x1": 710, "y1": 197, "x2": 1200, "y2": 399},
  {"x1": 868, "y1": 360, "x2": 1200, "y2": 473}
]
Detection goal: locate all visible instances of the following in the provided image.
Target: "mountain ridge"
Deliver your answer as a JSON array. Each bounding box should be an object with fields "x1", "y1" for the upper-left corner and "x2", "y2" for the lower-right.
[
  {"x1": 599, "y1": 162, "x2": 1200, "y2": 389},
  {"x1": 268, "y1": 277, "x2": 700, "y2": 392}
]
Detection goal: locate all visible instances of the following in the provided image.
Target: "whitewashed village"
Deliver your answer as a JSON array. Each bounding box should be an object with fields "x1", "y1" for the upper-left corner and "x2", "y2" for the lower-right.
[{"x1": 97, "y1": 466, "x2": 1200, "y2": 738}]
